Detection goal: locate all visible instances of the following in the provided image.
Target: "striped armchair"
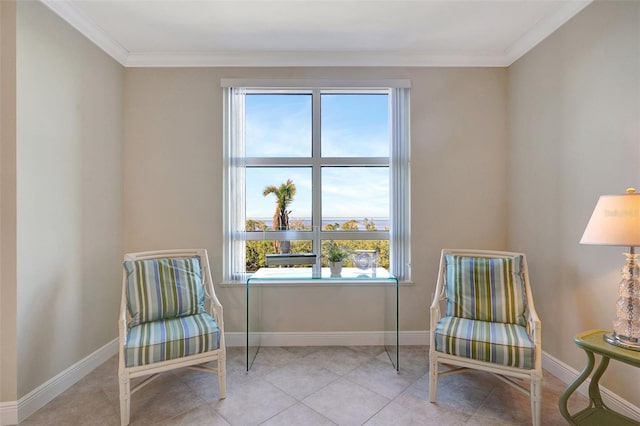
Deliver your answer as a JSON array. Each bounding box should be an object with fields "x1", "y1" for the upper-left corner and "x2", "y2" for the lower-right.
[
  {"x1": 429, "y1": 249, "x2": 542, "y2": 426},
  {"x1": 118, "y1": 249, "x2": 226, "y2": 426}
]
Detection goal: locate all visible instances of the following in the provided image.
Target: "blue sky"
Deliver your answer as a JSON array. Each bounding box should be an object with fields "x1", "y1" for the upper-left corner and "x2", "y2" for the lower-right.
[{"x1": 245, "y1": 93, "x2": 390, "y2": 220}]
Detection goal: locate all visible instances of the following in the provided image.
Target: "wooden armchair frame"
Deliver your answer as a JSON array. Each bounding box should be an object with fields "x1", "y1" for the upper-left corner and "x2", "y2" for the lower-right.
[
  {"x1": 429, "y1": 249, "x2": 542, "y2": 426},
  {"x1": 118, "y1": 249, "x2": 226, "y2": 426}
]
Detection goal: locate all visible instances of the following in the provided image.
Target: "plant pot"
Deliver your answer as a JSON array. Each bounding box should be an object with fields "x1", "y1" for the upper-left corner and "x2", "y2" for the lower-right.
[
  {"x1": 329, "y1": 261, "x2": 342, "y2": 277},
  {"x1": 279, "y1": 240, "x2": 291, "y2": 254}
]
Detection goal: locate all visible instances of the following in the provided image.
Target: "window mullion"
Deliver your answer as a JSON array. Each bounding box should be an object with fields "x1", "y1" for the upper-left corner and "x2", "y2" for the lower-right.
[
  {"x1": 245, "y1": 157, "x2": 314, "y2": 166},
  {"x1": 319, "y1": 157, "x2": 389, "y2": 166},
  {"x1": 245, "y1": 230, "x2": 314, "y2": 241},
  {"x1": 312, "y1": 90, "x2": 322, "y2": 269},
  {"x1": 319, "y1": 231, "x2": 389, "y2": 241}
]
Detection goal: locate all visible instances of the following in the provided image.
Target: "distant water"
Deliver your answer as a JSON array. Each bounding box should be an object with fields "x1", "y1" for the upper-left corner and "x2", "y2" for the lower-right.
[{"x1": 251, "y1": 217, "x2": 389, "y2": 230}]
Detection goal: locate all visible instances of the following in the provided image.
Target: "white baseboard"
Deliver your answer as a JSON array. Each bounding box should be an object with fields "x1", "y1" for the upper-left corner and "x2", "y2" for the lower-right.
[
  {"x1": 225, "y1": 330, "x2": 429, "y2": 347},
  {"x1": 3, "y1": 331, "x2": 639, "y2": 425},
  {"x1": 0, "y1": 338, "x2": 118, "y2": 426},
  {"x1": 0, "y1": 402, "x2": 17, "y2": 426}
]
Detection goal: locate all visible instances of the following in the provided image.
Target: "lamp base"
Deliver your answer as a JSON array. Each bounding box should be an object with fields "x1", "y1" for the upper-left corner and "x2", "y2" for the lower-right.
[{"x1": 604, "y1": 332, "x2": 640, "y2": 351}]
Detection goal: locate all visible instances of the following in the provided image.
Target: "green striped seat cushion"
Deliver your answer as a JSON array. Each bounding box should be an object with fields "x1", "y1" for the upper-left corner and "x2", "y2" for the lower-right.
[
  {"x1": 124, "y1": 257, "x2": 205, "y2": 327},
  {"x1": 434, "y1": 316, "x2": 535, "y2": 369},
  {"x1": 125, "y1": 312, "x2": 220, "y2": 367},
  {"x1": 445, "y1": 254, "x2": 526, "y2": 326}
]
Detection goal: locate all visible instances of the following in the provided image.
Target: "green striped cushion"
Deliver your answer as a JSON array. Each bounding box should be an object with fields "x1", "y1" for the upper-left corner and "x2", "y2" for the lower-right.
[
  {"x1": 445, "y1": 254, "x2": 526, "y2": 326},
  {"x1": 124, "y1": 257, "x2": 205, "y2": 326},
  {"x1": 125, "y1": 312, "x2": 220, "y2": 367},
  {"x1": 434, "y1": 316, "x2": 535, "y2": 369}
]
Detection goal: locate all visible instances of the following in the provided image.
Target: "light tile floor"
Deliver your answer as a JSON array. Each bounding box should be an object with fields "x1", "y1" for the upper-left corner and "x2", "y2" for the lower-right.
[{"x1": 20, "y1": 346, "x2": 587, "y2": 425}]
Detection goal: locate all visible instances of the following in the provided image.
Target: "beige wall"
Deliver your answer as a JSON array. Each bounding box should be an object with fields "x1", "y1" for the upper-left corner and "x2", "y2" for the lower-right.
[
  {"x1": 1, "y1": 0, "x2": 18, "y2": 403},
  {"x1": 13, "y1": 0, "x2": 639, "y2": 411},
  {"x1": 124, "y1": 67, "x2": 509, "y2": 334},
  {"x1": 15, "y1": 1, "x2": 123, "y2": 397},
  {"x1": 508, "y1": 0, "x2": 640, "y2": 407}
]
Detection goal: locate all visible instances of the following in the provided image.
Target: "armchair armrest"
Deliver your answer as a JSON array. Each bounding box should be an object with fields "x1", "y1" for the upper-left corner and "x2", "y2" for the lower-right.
[
  {"x1": 430, "y1": 257, "x2": 448, "y2": 348},
  {"x1": 207, "y1": 296, "x2": 224, "y2": 329},
  {"x1": 524, "y1": 277, "x2": 541, "y2": 341},
  {"x1": 200, "y1": 258, "x2": 224, "y2": 330},
  {"x1": 118, "y1": 278, "x2": 129, "y2": 372},
  {"x1": 430, "y1": 295, "x2": 443, "y2": 329},
  {"x1": 430, "y1": 257, "x2": 447, "y2": 321}
]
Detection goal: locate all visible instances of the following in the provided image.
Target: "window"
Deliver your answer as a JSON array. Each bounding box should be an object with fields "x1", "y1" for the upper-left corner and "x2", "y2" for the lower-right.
[{"x1": 223, "y1": 80, "x2": 410, "y2": 282}]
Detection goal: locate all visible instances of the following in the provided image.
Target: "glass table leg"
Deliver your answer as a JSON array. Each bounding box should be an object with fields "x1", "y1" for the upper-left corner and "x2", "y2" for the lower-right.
[
  {"x1": 246, "y1": 279, "x2": 262, "y2": 371},
  {"x1": 384, "y1": 278, "x2": 399, "y2": 372}
]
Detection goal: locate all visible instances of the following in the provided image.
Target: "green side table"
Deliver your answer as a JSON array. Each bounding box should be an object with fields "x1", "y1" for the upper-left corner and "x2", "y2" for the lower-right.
[{"x1": 559, "y1": 329, "x2": 640, "y2": 425}]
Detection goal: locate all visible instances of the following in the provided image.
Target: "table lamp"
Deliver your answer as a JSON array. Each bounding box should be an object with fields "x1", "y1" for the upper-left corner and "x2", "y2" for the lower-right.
[{"x1": 580, "y1": 188, "x2": 640, "y2": 350}]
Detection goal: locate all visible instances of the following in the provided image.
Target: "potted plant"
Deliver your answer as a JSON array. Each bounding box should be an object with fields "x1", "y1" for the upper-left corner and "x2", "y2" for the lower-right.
[
  {"x1": 324, "y1": 241, "x2": 351, "y2": 277},
  {"x1": 263, "y1": 179, "x2": 296, "y2": 254}
]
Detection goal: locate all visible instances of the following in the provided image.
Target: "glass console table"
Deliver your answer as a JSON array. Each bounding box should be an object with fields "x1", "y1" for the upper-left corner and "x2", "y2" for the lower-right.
[{"x1": 246, "y1": 267, "x2": 399, "y2": 372}]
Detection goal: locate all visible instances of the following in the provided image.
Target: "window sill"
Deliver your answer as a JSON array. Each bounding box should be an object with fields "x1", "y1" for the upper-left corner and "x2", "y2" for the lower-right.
[{"x1": 219, "y1": 279, "x2": 414, "y2": 288}]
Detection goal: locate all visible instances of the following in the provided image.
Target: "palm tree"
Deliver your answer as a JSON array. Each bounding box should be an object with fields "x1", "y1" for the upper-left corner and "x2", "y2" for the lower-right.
[{"x1": 263, "y1": 179, "x2": 296, "y2": 254}]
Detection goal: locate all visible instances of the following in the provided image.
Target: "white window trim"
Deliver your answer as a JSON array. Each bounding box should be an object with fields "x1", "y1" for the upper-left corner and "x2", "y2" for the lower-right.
[
  {"x1": 222, "y1": 82, "x2": 411, "y2": 283},
  {"x1": 221, "y1": 78, "x2": 411, "y2": 89}
]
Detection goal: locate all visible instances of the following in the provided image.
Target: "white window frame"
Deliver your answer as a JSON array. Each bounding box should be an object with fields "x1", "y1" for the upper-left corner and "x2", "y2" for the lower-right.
[{"x1": 222, "y1": 79, "x2": 411, "y2": 283}]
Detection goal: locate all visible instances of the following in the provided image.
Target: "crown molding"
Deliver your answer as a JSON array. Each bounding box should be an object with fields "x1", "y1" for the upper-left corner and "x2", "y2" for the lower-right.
[
  {"x1": 40, "y1": 0, "x2": 129, "y2": 66},
  {"x1": 41, "y1": 0, "x2": 591, "y2": 68},
  {"x1": 505, "y1": 0, "x2": 592, "y2": 65},
  {"x1": 125, "y1": 50, "x2": 510, "y2": 68}
]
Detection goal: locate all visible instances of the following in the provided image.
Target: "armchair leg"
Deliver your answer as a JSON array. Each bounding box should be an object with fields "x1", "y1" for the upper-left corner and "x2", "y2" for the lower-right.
[
  {"x1": 119, "y1": 374, "x2": 130, "y2": 426},
  {"x1": 429, "y1": 354, "x2": 438, "y2": 403},
  {"x1": 531, "y1": 375, "x2": 542, "y2": 426},
  {"x1": 218, "y1": 355, "x2": 227, "y2": 399}
]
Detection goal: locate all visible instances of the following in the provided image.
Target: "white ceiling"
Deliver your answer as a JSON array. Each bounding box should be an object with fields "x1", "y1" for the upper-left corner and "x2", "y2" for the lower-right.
[{"x1": 42, "y1": 0, "x2": 592, "y2": 67}]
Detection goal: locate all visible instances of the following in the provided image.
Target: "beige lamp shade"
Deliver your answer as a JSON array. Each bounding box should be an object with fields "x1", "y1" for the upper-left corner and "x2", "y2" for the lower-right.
[{"x1": 580, "y1": 188, "x2": 640, "y2": 246}]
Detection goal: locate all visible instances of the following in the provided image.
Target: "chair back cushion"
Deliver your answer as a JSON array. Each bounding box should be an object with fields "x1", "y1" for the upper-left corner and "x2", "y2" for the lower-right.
[
  {"x1": 124, "y1": 256, "x2": 205, "y2": 326},
  {"x1": 445, "y1": 254, "x2": 526, "y2": 326}
]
